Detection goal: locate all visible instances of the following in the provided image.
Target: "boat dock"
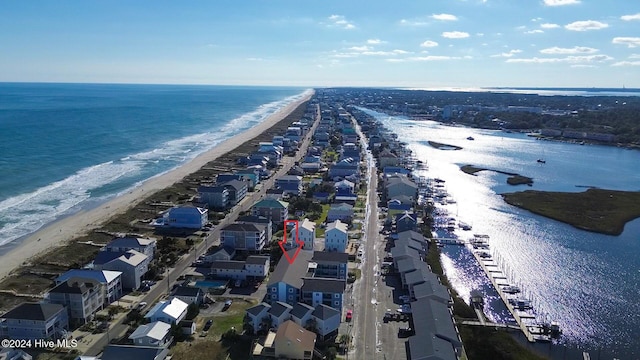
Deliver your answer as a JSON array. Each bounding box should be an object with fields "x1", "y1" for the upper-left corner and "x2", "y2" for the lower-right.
[{"x1": 470, "y1": 247, "x2": 536, "y2": 342}]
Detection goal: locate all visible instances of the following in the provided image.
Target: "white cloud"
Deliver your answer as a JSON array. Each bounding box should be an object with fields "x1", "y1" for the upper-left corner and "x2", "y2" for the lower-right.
[
  {"x1": 432, "y1": 13, "x2": 458, "y2": 21},
  {"x1": 399, "y1": 19, "x2": 428, "y2": 26},
  {"x1": 367, "y1": 39, "x2": 385, "y2": 45},
  {"x1": 442, "y1": 31, "x2": 470, "y2": 39},
  {"x1": 565, "y1": 20, "x2": 608, "y2": 31},
  {"x1": 349, "y1": 45, "x2": 372, "y2": 52},
  {"x1": 386, "y1": 55, "x2": 463, "y2": 62},
  {"x1": 476, "y1": 33, "x2": 485, "y2": 37},
  {"x1": 491, "y1": 49, "x2": 523, "y2": 58},
  {"x1": 420, "y1": 40, "x2": 439, "y2": 48},
  {"x1": 570, "y1": 64, "x2": 596, "y2": 68},
  {"x1": 621, "y1": 13, "x2": 640, "y2": 21},
  {"x1": 612, "y1": 37, "x2": 640, "y2": 48},
  {"x1": 540, "y1": 23, "x2": 560, "y2": 29},
  {"x1": 526, "y1": 29, "x2": 544, "y2": 34},
  {"x1": 543, "y1": 0, "x2": 580, "y2": 6},
  {"x1": 612, "y1": 61, "x2": 640, "y2": 66},
  {"x1": 246, "y1": 57, "x2": 265, "y2": 61},
  {"x1": 327, "y1": 15, "x2": 356, "y2": 30},
  {"x1": 506, "y1": 54, "x2": 613, "y2": 63},
  {"x1": 629, "y1": 54, "x2": 640, "y2": 59},
  {"x1": 531, "y1": 17, "x2": 543, "y2": 22},
  {"x1": 540, "y1": 46, "x2": 598, "y2": 54}
]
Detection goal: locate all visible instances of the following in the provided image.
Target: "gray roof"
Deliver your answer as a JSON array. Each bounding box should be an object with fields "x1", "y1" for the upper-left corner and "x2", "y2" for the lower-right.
[
  {"x1": 311, "y1": 251, "x2": 349, "y2": 264},
  {"x1": 290, "y1": 302, "x2": 315, "y2": 320},
  {"x1": 221, "y1": 222, "x2": 265, "y2": 233},
  {"x1": 413, "y1": 281, "x2": 450, "y2": 304},
  {"x1": 1, "y1": 303, "x2": 64, "y2": 321},
  {"x1": 396, "y1": 238, "x2": 427, "y2": 253},
  {"x1": 221, "y1": 179, "x2": 247, "y2": 191},
  {"x1": 106, "y1": 236, "x2": 155, "y2": 249},
  {"x1": 391, "y1": 245, "x2": 420, "y2": 260},
  {"x1": 397, "y1": 258, "x2": 421, "y2": 274},
  {"x1": 301, "y1": 278, "x2": 346, "y2": 294},
  {"x1": 172, "y1": 286, "x2": 203, "y2": 297},
  {"x1": 245, "y1": 255, "x2": 270, "y2": 265},
  {"x1": 397, "y1": 230, "x2": 426, "y2": 243},
  {"x1": 268, "y1": 301, "x2": 293, "y2": 318},
  {"x1": 56, "y1": 269, "x2": 122, "y2": 285},
  {"x1": 101, "y1": 345, "x2": 168, "y2": 360},
  {"x1": 387, "y1": 175, "x2": 417, "y2": 189},
  {"x1": 49, "y1": 279, "x2": 98, "y2": 294},
  {"x1": 411, "y1": 298, "x2": 461, "y2": 348},
  {"x1": 247, "y1": 302, "x2": 271, "y2": 317},
  {"x1": 268, "y1": 249, "x2": 313, "y2": 289},
  {"x1": 210, "y1": 261, "x2": 245, "y2": 270},
  {"x1": 408, "y1": 334, "x2": 457, "y2": 360},
  {"x1": 405, "y1": 269, "x2": 429, "y2": 287},
  {"x1": 311, "y1": 304, "x2": 340, "y2": 320}
]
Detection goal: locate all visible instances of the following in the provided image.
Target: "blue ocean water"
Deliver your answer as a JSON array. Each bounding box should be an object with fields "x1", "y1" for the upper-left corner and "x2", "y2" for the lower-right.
[
  {"x1": 363, "y1": 109, "x2": 640, "y2": 358},
  {"x1": 0, "y1": 83, "x2": 310, "y2": 248}
]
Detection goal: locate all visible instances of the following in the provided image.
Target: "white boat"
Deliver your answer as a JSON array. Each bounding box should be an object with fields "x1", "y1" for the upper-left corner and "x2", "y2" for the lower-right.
[{"x1": 458, "y1": 222, "x2": 472, "y2": 231}]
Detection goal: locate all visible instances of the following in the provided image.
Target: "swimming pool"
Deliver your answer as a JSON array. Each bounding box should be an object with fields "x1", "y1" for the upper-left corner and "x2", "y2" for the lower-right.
[{"x1": 195, "y1": 280, "x2": 228, "y2": 289}]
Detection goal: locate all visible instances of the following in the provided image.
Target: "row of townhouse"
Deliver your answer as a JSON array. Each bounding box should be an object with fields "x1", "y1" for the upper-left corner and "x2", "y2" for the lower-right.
[{"x1": 245, "y1": 301, "x2": 340, "y2": 339}]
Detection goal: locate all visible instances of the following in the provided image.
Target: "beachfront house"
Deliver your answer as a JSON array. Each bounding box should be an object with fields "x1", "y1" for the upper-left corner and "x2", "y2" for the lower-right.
[
  {"x1": 93, "y1": 249, "x2": 149, "y2": 290},
  {"x1": 45, "y1": 280, "x2": 104, "y2": 325},
  {"x1": 161, "y1": 206, "x2": 208, "y2": 229},
  {"x1": 378, "y1": 149, "x2": 399, "y2": 168},
  {"x1": 328, "y1": 159, "x2": 359, "y2": 179},
  {"x1": 395, "y1": 211, "x2": 418, "y2": 233},
  {"x1": 55, "y1": 269, "x2": 123, "y2": 305},
  {"x1": 0, "y1": 303, "x2": 69, "y2": 340},
  {"x1": 385, "y1": 174, "x2": 417, "y2": 202},
  {"x1": 220, "y1": 222, "x2": 268, "y2": 251},
  {"x1": 324, "y1": 220, "x2": 348, "y2": 253},
  {"x1": 104, "y1": 236, "x2": 157, "y2": 259},
  {"x1": 129, "y1": 321, "x2": 172, "y2": 348},
  {"x1": 221, "y1": 179, "x2": 248, "y2": 206},
  {"x1": 145, "y1": 298, "x2": 188, "y2": 325},
  {"x1": 197, "y1": 185, "x2": 230, "y2": 209},
  {"x1": 251, "y1": 199, "x2": 289, "y2": 226}
]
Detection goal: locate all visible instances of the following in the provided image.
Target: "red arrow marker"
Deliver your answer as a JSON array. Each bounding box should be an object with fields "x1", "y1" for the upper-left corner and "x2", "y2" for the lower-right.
[{"x1": 279, "y1": 220, "x2": 305, "y2": 264}]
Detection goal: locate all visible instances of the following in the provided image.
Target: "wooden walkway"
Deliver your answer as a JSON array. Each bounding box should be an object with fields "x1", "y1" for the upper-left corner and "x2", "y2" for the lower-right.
[
  {"x1": 470, "y1": 249, "x2": 536, "y2": 342},
  {"x1": 460, "y1": 320, "x2": 522, "y2": 331}
]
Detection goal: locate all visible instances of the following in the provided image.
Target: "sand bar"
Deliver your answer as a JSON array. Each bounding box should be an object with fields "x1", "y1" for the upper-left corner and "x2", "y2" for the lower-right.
[{"x1": 0, "y1": 90, "x2": 314, "y2": 281}]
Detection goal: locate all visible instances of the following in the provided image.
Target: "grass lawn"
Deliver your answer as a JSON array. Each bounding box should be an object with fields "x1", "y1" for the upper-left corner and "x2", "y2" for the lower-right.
[
  {"x1": 316, "y1": 204, "x2": 330, "y2": 237},
  {"x1": 502, "y1": 188, "x2": 640, "y2": 235},
  {"x1": 199, "y1": 298, "x2": 257, "y2": 339}
]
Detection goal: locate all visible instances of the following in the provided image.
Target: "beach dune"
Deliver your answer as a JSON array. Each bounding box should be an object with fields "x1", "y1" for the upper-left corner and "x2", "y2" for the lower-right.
[{"x1": 0, "y1": 91, "x2": 313, "y2": 281}]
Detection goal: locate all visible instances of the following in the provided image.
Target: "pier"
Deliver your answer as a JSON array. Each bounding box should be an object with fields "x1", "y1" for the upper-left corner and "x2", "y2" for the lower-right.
[{"x1": 470, "y1": 248, "x2": 536, "y2": 342}]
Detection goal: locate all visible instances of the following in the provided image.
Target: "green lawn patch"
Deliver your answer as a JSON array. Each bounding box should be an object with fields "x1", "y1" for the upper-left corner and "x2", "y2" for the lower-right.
[{"x1": 502, "y1": 188, "x2": 640, "y2": 235}]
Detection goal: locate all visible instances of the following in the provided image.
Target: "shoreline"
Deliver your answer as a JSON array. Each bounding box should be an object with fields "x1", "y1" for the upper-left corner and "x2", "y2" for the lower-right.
[{"x1": 0, "y1": 90, "x2": 314, "y2": 281}]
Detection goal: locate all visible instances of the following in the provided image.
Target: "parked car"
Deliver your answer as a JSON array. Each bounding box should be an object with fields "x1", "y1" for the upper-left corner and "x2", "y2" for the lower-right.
[
  {"x1": 203, "y1": 319, "x2": 213, "y2": 331},
  {"x1": 223, "y1": 299, "x2": 233, "y2": 310},
  {"x1": 345, "y1": 310, "x2": 353, "y2": 322},
  {"x1": 398, "y1": 327, "x2": 414, "y2": 338}
]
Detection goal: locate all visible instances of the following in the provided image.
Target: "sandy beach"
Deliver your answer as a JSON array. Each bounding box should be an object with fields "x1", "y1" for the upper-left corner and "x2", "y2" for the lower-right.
[{"x1": 0, "y1": 90, "x2": 313, "y2": 281}]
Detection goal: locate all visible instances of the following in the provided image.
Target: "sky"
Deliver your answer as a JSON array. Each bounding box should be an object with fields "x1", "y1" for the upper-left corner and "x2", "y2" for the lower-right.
[{"x1": 1, "y1": 0, "x2": 639, "y2": 88}]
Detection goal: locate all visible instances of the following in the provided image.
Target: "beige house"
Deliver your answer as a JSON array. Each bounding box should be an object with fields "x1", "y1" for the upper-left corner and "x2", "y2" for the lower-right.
[{"x1": 253, "y1": 320, "x2": 316, "y2": 359}]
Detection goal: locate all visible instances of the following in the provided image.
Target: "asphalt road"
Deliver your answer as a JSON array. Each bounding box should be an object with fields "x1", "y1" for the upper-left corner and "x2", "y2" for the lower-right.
[{"x1": 84, "y1": 103, "x2": 320, "y2": 356}]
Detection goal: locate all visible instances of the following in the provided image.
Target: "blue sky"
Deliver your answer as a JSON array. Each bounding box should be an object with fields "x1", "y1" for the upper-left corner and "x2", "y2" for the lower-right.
[{"x1": 1, "y1": 0, "x2": 639, "y2": 87}]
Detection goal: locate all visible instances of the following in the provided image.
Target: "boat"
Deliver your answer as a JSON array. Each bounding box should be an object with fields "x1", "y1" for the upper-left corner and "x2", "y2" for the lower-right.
[
  {"x1": 502, "y1": 285, "x2": 521, "y2": 294},
  {"x1": 536, "y1": 159, "x2": 546, "y2": 164},
  {"x1": 458, "y1": 221, "x2": 472, "y2": 231},
  {"x1": 467, "y1": 136, "x2": 475, "y2": 140}
]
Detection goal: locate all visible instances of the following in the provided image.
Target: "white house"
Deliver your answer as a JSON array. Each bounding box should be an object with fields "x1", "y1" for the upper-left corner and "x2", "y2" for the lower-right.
[
  {"x1": 161, "y1": 206, "x2": 208, "y2": 229},
  {"x1": 244, "y1": 256, "x2": 270, "y2": 279},
  {"x1": 324, "y1": 220, "x2": 348, "y2": 253},
  {"x1": 245, "y1": 302, "x2": 272, "y2": 334},
  {"x1": 172, "y1": 286, "x2": 204, "y2": 305},
  {"x1": 128, "y1": 321, "x2": 172, "y2": 348},
  {"x1": 298, "y1": 218, "x2": 316, "y2": 250},
  {"x1": 145, "y1": 298, "x2": 188, "y2": 325}
]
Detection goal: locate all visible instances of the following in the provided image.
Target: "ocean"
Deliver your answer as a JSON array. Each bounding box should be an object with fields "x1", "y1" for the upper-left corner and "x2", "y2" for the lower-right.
[
  {"x1": 0, "y1": 83, "x2": 310, "y2": 251},
  {"x1": 363, "y1": 109, "x2": 640, "y2": 358}
]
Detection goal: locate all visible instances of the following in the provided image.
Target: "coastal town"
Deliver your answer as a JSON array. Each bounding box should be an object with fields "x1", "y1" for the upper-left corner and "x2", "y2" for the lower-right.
[{"x1": 0, "y1": 88, "x2": 637, "y2": 360}]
